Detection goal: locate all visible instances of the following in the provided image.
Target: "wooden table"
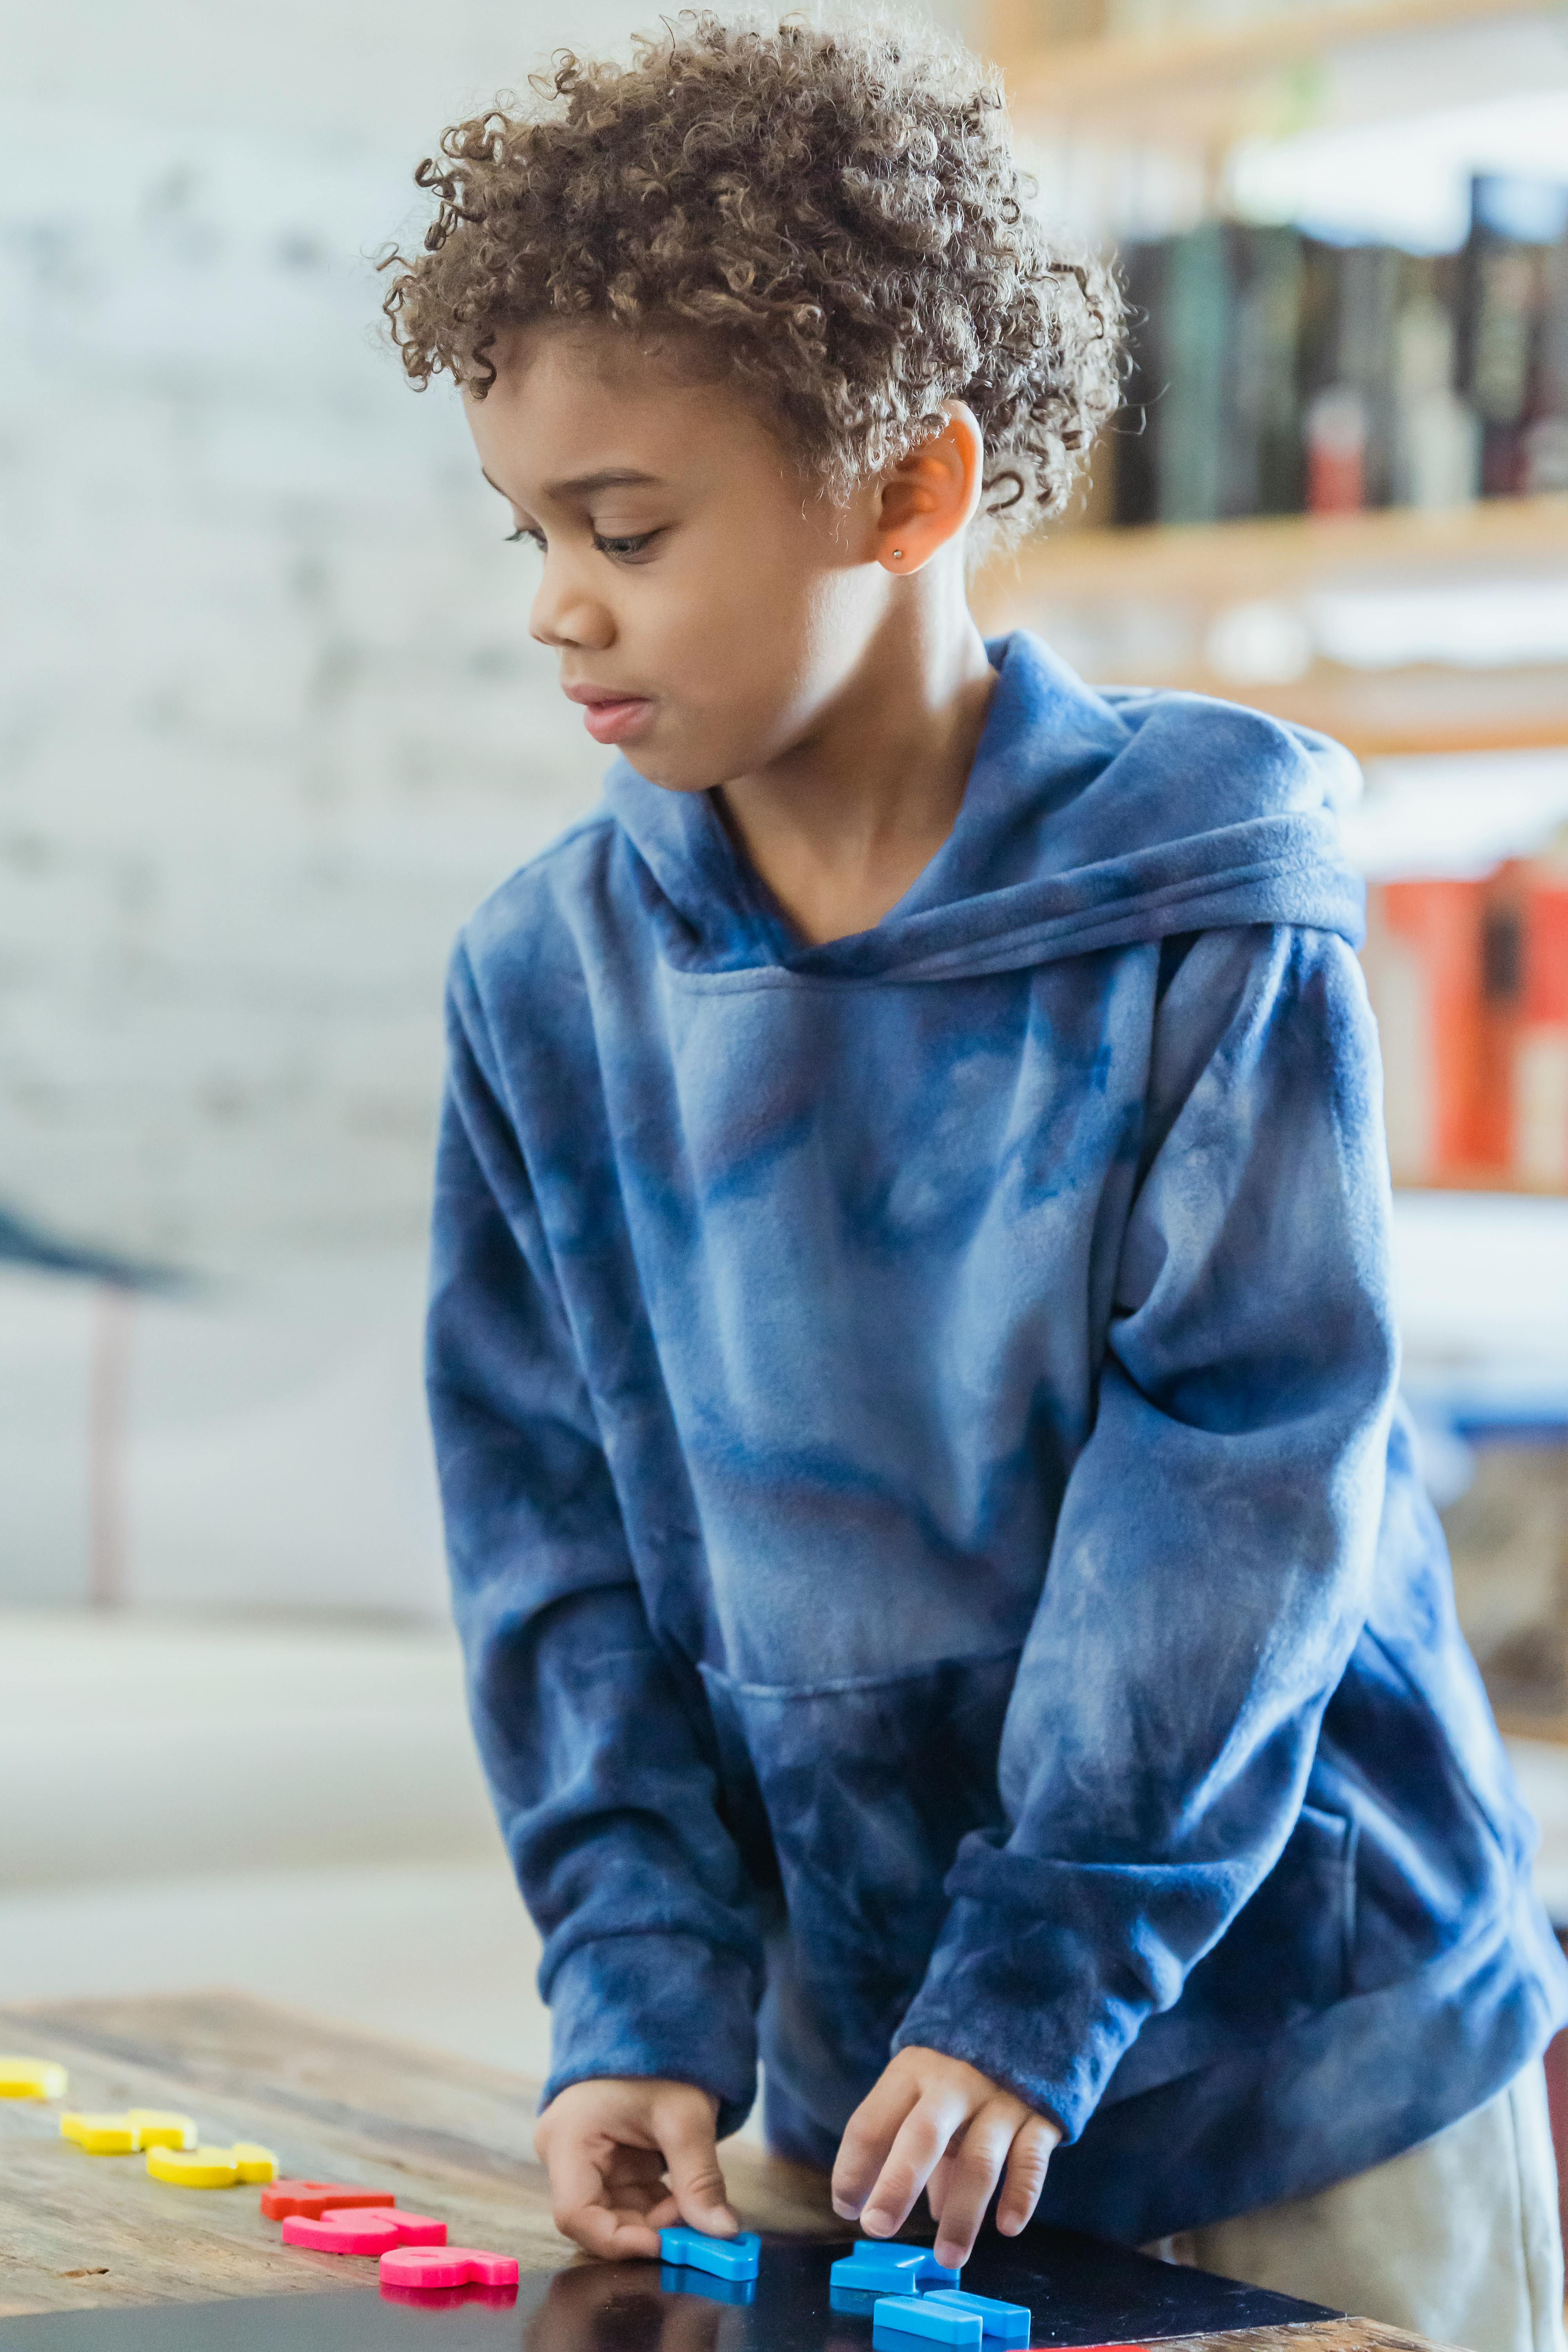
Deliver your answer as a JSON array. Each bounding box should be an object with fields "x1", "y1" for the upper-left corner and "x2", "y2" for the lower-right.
[{"x1": 0, "y1": 1993, "x2": 1454, "y2": 2350}]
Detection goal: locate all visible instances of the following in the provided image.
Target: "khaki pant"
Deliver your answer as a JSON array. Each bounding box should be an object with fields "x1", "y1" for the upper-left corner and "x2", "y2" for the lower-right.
[{"x1": 1147, "y1": 2065, "x2": 1566, "y2": 2352}]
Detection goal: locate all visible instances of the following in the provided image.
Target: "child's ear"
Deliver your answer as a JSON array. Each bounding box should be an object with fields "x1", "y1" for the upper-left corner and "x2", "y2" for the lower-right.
[{"x1": 873, "y1": 404, "x2": 984, "y2": 575}]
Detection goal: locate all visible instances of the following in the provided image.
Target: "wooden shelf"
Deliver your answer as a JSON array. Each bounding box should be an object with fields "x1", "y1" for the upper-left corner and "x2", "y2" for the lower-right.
[
  {"x1": 989, "y1": 0, "x2": 1567, "y2": 137},
  {"x1": 1497, "y1": 1706, "x2": 1568, "y2": 1741},
  {"x1": 971, "y1": 496, "x2": 1568, "y2": 758},
  {"x1": 977, "y1": 494, "x2": 1568, "y2": 601}
]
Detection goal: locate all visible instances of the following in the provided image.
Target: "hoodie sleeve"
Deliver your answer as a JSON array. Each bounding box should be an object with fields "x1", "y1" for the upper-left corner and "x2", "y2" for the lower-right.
[
  {"x1": 426, "y1": 945, "x2": 763, "y2": 2134},
  {"x1": 891, "y1": 923, "x2": 1397, "y2": 2141}
]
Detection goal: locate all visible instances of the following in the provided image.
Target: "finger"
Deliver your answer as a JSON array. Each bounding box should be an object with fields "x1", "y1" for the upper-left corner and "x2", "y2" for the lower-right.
[
  {"x1": 860, "y1": 2090, "x2": 969, "y2": 2239},
  {"x1": 833, "y1": 2074, "x2": 922, "y2": 2220},
  {"x1": 929, "y1": 2105, "x2": 1016, "y2": 2269},
  {"x1": 601, "y1": 2142, "x2": 674, "y2": 2196},
  {"x1": 643, "y1": 2185, "x2": 684, "y2": 2232},
  {"x1": 926, "y1": 2147, "x2": 956, "y2": 2222},
  {"x1": 658, "y1": 2098, "x2": 738, "y2": 2236},
  {"x1": 996, "y1": 2115, "x2": 1059, "y2": 2237},
  {"x1": 600, "y1": 2158, "x2": 675, "y2": 2224},
  {"x1": 549, "y1": 2141, "x2": 663, "y2": 2261}
]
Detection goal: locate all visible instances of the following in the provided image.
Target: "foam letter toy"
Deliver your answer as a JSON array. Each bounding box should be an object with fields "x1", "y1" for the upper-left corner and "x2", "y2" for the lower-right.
[
  {"x1": 124, "y1": 2109, "x2": 199, "y2": 2150},
  {"x1": 379, "y1": 2247, "x2": 520, "y2": 2292},
  {"x1": 62, "y1": 2110, "x2": 196, "y2": 2155},
  {"x1": 922, "y1": 2290, "x2": 1031, "y2": 2345},
  {"x1": 0, "y1": 2058, "x2": 67, "y2": 2100},
  {"x1": 146, "y1": 2141, "x2": 278, "y2": 2188},
  {"x1": 830, "y1": 2246, "x2": 930, "y2": 2295},
  {"x1": 831, "y1": 2244, "x2": 960, "y2": 2293},
  {"x1": 873, "y1": 2296, "x2": 983, "y2": 2347},
  {"x1": 261, "y1": 2179, "x2": 399, "y2": 2221},
  {"x1": 658, "y1": 2226, "x2": 761, "y2": 2281},
  {"x1": 281, "y1": 2209, "x2": 445, "y2": 2256}
]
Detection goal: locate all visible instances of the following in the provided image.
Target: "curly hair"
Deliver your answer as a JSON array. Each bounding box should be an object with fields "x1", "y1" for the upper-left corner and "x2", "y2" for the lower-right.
[{"x1": 381, "y1": 11, "x2": 1121, "y2": 544}]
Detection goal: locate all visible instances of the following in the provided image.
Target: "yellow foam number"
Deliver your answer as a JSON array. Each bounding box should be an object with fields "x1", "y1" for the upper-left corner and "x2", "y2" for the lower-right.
[
  {"x1": 62, "y1": 2110, "x2": 197, "y2": 2155},
  {"x1": 0, "y1": 2057, "x2": 67, "y2": 2101},
  {"x1": 127, "y1": 2109, "x2": 200, "y2": 2151},
  {"x1": 62, "y1": 2113, "x2": 136, "y2": 2154},
  {"x1": 146, "y1": 2141, "x2": 278, "y2": 2189}
]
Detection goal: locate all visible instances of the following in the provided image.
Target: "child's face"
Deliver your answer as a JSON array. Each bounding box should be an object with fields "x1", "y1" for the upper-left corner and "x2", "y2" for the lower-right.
[{"x1": 465, "y1": 324, "x2": 905, "y2": 795}]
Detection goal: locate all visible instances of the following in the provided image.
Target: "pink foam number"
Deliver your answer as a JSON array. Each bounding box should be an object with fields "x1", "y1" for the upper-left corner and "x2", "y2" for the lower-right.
[
  {"x1": 280, "y1": 2208, "x2": 446, "y2": 2256},
  {"x1": 379, "y1": 2246, "x2": 520, "y2": 2292}
]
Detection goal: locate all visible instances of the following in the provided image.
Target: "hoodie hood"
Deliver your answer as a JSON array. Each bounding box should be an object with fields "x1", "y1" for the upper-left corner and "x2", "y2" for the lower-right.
[{"x1": 602, "y1": 630, "x2": 1364, "y2": 981}]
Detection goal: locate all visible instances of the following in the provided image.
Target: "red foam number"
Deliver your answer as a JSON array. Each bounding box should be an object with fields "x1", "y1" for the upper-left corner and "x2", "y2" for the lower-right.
[
  {"x1": 281, "y1": 2209, "x2": 445, "y2": 2256},
  {"x1": 261, "y1": 2180, "x2": 399, "y2": 2222},
  {"x1": 379, "y1": 2247, "x2": 520, "y2": 2292}
]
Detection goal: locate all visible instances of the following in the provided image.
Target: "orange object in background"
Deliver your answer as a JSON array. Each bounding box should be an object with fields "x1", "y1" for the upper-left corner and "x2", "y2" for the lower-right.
[
  {"x1": 1365, "y1": 879, "x2": 1492, "y2": 1182},
  {"x1": 1510, "y1": 850, "x2": 1568, "y2": 1187},
  {"x1": 1363, "y1": 831, "x2": 1568, "y2": 1191}
]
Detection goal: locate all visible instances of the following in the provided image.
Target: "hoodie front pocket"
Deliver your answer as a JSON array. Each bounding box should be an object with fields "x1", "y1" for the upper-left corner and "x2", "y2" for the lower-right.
[{"x1": 700, "y1": 1649, "x2": 1020, "y2": 2084}]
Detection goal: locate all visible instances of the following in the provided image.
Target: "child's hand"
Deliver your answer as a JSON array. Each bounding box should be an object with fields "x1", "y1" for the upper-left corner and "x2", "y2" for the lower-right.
[
  {"x1": 831, "y1": 2047, "x2": 1061, "y2": 2270},
  {"x1": 534, "y1": 2076, "x2": 740, "y2": 2261}
]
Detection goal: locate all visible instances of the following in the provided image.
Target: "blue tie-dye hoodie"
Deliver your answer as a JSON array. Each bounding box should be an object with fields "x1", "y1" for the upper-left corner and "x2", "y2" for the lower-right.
[{"x1": 428, "y1": 631, "x2": 1567, "y2": 2243}]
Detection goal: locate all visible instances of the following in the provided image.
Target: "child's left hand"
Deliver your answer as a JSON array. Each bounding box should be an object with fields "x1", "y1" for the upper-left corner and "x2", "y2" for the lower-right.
[{"x1": 830, "y1": 2046, "x2": 1061, "y2": 2270}]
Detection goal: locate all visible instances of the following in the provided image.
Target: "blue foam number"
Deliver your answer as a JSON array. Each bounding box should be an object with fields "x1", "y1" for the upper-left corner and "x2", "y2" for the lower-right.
[
  {"x1": 829, "y1": 2247, "x2": 930, "y2": 2294},
  {"x1": 871, "y1": 2294, "x2": 984, "y2": 2347},
  {"x1": 657, "y1": 2225, "x2": 761, "y2": 2281},
  {"x1": 830, "y1": 2243, "x2": 961, "y2": 2294},
  {"x1": 921, "y1": 2288, "x2": 1032, "y2": 2345}
]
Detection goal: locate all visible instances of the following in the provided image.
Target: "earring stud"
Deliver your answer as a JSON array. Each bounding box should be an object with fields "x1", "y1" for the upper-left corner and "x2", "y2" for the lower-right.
[{"x1": 891, "y1": 548, "x2": 904, "y2": 559}]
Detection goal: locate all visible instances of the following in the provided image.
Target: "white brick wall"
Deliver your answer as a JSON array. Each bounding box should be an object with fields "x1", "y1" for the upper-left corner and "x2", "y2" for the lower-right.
[
  {"x1": 0, "y1": 0, "x2": 965, "y2": 1606},
  {"x1": 0, "y1": 96, "x2": 599, "y2": 1270},
  {"x1": 1, "y1": 0, "x2": 965, "y2": 1274}
]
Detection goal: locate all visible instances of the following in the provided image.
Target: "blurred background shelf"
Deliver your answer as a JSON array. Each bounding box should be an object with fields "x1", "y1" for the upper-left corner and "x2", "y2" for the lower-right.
[
  {"x1": 981, "y1": 494, "x2": 1568, "y2": 600},
  {"x1": 973, "y1": 496, "x2": 1568, "y2": 756},
  {"x1": 966, "y1": 0, "x2": 1568, "y2": 1207}
]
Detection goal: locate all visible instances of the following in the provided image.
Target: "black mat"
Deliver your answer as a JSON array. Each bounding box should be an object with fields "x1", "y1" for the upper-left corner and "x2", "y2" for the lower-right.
[{"x1": 0, "y1": 2230, "x2": 1339, "y2": 2348}]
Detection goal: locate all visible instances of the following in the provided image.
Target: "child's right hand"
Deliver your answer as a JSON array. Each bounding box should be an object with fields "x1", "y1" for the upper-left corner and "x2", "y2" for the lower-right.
[{"x1": 534, "y1": 2076, "x2": 740, "y2": 2260}]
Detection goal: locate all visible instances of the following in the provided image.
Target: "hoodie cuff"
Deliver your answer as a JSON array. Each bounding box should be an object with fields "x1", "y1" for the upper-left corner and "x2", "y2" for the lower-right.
[
  {"x1": 891, "y1": 1891, "x2": 1154, "y2": 2145},
  {"x1": 541, "y1": 1931, "x2": 760, "y2": 2141}
]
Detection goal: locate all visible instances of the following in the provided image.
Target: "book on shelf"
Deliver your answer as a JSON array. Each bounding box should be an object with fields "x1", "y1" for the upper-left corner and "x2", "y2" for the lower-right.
[
  {"x1": 1534, "y1": 236, "x2": 1568, "y2": 492},
  {"x1": 1106, "y1": 174, "x2": 1568, "y2": 530},
  {"x1": 1363, "y1": 835, "x2": 1568, "y2": 1192},
  {"x1": 1227, "y1": 225, "x2": 1307, "y2": 517},
  {"x1": 1459, "y1": 173, "x2": 1568, "y2": 499},
  {"x1": 1159, "y1": 221, "x2": 1230, "y2": 523},
  {"x1": 1114, "y1": 222, "x2": 1308, "y2": 525}
]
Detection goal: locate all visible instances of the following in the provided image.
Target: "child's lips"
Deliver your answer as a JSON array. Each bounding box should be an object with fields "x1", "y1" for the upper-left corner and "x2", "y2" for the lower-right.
[{"x1": 570, "y1": 690, "x2": 655, "y2": 746}]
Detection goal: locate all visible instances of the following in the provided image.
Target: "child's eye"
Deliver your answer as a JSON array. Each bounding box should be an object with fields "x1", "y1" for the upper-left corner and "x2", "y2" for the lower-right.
[
  {"x1": 593, "y1": 530, "x2": 661, "y2": 562},
  {"x1": 505, "y1": 526, "x2": 545, "y2": 550}
]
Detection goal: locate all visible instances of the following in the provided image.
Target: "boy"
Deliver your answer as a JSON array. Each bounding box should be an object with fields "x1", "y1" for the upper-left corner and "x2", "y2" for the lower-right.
[{"x1": 387, "y1": 17, "x2": 1568, "y2": 2346}]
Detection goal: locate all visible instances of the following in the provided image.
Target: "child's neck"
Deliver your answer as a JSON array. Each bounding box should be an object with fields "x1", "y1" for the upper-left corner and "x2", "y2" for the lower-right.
[{"x1": 716, "y1": 577, "x2": 996, "y2": 948}]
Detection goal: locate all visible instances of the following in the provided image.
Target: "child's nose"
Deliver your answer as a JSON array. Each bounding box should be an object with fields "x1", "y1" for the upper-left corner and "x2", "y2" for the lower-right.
[{"x1": 530, "y1": 559, "x2": 614, "y2": 653}]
